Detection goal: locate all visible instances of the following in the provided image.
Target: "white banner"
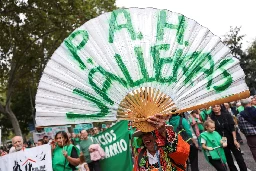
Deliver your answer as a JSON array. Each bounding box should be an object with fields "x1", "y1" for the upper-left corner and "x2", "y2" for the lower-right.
[
  {"x1": 33, "y1": 131, "x2": 54, "y2": 143},
  {"x1": 0, "y1": 144, "x2": 52, "y2": 171}
]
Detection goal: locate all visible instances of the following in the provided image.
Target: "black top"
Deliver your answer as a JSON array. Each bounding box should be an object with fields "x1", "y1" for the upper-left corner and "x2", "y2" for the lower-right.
[
  {"x1": 69, "y1": 146, "x2": 79, "y2": 171},
  {"x1": 210, "y1": 112, "x2": 235, "y2": 140}
]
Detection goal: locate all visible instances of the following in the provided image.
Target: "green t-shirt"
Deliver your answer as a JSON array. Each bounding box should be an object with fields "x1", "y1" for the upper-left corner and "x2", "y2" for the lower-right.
[
  {"x1": 200, "y1": 131, "x2": 226, "y2": 164},
  {"x1": 79, "y1": 137, "x2": 95, "y2": 163},
  {"x1": 237, "y1": 106, "x2": 244, "y2": 113},
  {"x1": 52, "y1": 144, "x2": 79, "y2": 171}
]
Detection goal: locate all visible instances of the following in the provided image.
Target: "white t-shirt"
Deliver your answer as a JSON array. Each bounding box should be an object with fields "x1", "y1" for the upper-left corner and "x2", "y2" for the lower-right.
[
  {"x1": 78, "y1": 163, "x2": 88, "y2": 171},
  {"x1": 146, "y1": 150, "x2": 159, "y2": 165},
  {"x1": 201, "y1": 137, "x2": 210, "y2": 156}
]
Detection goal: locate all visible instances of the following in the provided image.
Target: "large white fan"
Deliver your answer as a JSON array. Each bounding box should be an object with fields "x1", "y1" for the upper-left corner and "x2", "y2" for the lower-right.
[{"x1": 35, "y1": 8, "x2": 249, "y2": 131}]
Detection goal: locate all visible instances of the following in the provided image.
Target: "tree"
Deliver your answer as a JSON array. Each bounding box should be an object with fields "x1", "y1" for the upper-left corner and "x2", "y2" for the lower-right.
[
  {"x1": 223, "y1": 26, "x2": 245, "y2": 59},
  {"x1": 245, "y1": 40, "x2": 256, "y2": 93},
  {"x1": 223, "y1": 26, "x2": 256, "y2": 93},
  {"x1": 0, "y1": 0, "x2": 117, "y2": 136}
]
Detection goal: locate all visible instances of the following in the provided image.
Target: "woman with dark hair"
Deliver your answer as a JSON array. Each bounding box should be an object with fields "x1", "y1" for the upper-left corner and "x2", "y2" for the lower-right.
[
  {"x1": 210, "y1": 104, "x2": 247, "y2": 171},
  {"x1": 52, "y1": 131, "x2": 80, "y2": 171}
]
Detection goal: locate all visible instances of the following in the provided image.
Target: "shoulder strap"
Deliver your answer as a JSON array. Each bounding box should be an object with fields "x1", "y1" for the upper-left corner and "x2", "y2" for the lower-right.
[
  {"x1": 177, "y1": 116, "x2": 183, "y2": 130},
  {"x1": 137, "y1": 148, "x2": 147, "y2": 168}
]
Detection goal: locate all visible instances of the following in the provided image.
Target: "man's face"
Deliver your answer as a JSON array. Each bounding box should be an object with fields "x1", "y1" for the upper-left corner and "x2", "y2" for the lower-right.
[
  {"x1": 80, "y1": 130, "x2": 88, "y2": 139},
  {"x1": 93, "y1": 127, "x2": 99, "y2": 135},
  {"x1": 12, "y1": 136, "x2": 23, "y2": 151},
  {"x1": 43, "y1": 137, "x2": 48, "y2": 143},
  {"x1": 251, "y1": 98, "x2": 256, "y2": 105},
  {"x1": 141, "y1": 133, "x2": 156, "y2": 152}
]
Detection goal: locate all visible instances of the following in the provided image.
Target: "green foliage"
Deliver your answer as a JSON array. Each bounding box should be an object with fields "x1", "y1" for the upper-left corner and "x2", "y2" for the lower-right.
[
  {"x1": 0, "y1": 0, "x2": 117, "y2": 136},
  {"x1": 245, "y1": 40, "x2": 256, "y2": 93},
  {"x1": 224, "y1": 26, "x2": 256, "y2": 93},
  {"x1": 223, "y1": 26, "x2": 245, "y2": 59}
]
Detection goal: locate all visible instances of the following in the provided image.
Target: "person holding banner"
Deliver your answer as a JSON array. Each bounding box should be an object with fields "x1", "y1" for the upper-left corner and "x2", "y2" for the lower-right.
[
  {"x1": 52, "y1": 131, "x2": 80, "y2": 171},
  {"x1": 133, "y1": 114, "x2": 190, "y2": 171},
  {"x1": 9, "y1": 136, "x2": 24, "y2": 153}
]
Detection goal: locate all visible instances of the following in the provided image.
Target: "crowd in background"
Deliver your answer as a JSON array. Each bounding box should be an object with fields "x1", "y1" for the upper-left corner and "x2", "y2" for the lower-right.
[{"x1": 1, "y1": 96, "x2": 256, "y2": 171}]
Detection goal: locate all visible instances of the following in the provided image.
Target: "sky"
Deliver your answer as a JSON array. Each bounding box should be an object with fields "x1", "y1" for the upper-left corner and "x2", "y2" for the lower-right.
[{"x1": 116, "y1": 0, "x2": 256, "y2": 50}]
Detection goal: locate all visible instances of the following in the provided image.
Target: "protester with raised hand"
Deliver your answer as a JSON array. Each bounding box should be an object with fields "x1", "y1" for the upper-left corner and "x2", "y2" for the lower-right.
[
  {"x1": 52, "y1": 131, "x2": 80, "y2": 171},
  {"x1": 133, "y1": 114, "x2": 190, "y2": 171}
]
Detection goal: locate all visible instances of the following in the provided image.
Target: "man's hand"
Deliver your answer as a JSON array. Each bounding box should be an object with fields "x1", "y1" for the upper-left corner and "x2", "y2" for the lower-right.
[
  {"x1": 147, "y1": 114, "x2": 166, "y2": 130},
  {"x1": 234, "y1": 140, "x2": 240, "y2": 149}
]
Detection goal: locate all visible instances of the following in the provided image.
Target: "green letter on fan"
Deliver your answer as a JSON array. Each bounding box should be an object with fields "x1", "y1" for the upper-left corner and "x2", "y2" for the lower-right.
[
  {"x1": 66, "y1": 88, "x2": 109, "y2": 118},
  {"x1": 109, "y1": 9, "x2": 137, "y2": 43},
  {"x1": 157, "y1": 10, "x2": 186, "y2": 45},
  {"x1": 64, "y1": 30, "x2": 89, "y2": 70}
]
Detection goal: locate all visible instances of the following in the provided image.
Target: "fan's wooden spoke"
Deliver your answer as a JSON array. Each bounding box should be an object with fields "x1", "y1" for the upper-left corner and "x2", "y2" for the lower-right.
[
  {"x1": 153, "y1": 89, "x2": 160, "y2": 103},
  {"x1": 117, "y1": 87, "x2": 177, "y2": 132}
]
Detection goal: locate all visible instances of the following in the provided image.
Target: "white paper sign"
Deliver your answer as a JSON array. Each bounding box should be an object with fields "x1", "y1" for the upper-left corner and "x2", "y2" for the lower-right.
[{"x1": 0, "y1": 144, "x2": 52, "y2": 171}]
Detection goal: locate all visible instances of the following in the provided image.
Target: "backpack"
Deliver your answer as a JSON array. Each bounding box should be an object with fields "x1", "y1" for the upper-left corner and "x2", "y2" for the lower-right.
[{"x1": 176, "y1": 117, "x2": 193, "y2": 145}]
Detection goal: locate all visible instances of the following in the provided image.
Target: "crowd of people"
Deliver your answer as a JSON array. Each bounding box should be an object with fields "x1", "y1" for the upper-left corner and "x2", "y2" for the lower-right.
[
  {"x1": 0, "y1": 126, "x2": 105, "y2": 171},
  {"x1": 131, "y1": 96, "x2": 256, "y2": 171},
  {"x1": 0, "y1": 96, "x2": 255, "y2": 171}
]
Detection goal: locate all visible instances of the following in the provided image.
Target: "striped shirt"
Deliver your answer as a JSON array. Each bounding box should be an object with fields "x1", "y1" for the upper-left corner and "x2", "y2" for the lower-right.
[{"x1": 238, "y1": 114, "x2": 256, "y2": 136}]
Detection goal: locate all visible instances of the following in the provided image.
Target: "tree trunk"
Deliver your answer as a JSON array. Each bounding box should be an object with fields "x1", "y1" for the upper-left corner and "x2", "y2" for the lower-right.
[{"x1": 6, "y1": 106, "x2": 22, "y2": 136}]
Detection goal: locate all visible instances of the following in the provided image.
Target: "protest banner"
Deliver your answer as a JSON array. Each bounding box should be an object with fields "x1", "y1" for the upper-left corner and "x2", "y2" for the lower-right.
[
  {"x1": 94, "y1": 121, "x2": 133, "y2": 171},
  {"x1": 0, "y1": 144, "x2": 52, "y2": 171},
  {"x1": 74, "y1": 123, "x2": 93, "y2": 133},
  {"x1": 33, "y1": 131, "x2": 54, "y2": 143}
]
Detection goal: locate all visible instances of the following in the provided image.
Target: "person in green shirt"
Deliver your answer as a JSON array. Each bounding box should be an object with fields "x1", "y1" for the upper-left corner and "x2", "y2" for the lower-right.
[
  {"x1": 201, "y1": 119, "x2": 227, "y2": 171},
  {"x1": 52, "y1": 131, "x2": 80, "y2": 171},
  {"x1": 80, "y1": 130, "x2": 101, "y2": 171}
]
